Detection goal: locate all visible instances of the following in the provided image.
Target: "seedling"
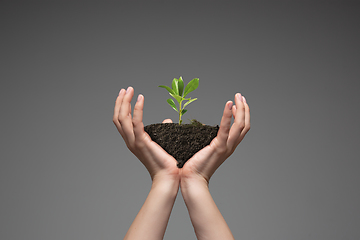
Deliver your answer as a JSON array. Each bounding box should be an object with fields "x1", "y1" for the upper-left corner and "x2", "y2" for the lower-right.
[{"x1": 159, "y1": 77, "x2": 199, "y2": 124}]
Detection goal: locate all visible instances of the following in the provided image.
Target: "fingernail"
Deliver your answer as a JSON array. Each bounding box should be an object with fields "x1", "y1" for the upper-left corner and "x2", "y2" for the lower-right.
[
  {"x1": 119, "y1": 89, "x2": 125, "y2": 95},
  {"x1": 126, "y1": 86, "x2": 131, "y2": 93},
  {"x1": 228, "y1": 101, "x2": 233, "y2": 110},
  {"x1": 237, "y1": 93, "x2": 243, "y2": 102},
  {"x1": 242, "y1": 96, "x2": 247, "y2": 103},
  {"x1": 137, "y1": 94, "x2": 143, "y2": 102}
]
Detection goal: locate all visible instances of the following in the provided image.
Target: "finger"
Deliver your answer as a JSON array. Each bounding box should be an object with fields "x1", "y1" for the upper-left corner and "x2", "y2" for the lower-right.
[
  {"x1": 232, "y1": 104, "x2": 237, "y2": 118},
  {"x1": 240, "y1": 96, "x2": 251, "y2": 137},
  {"x1": 216, "y1": 101, "x2": 233, "y2": 148},
  {"x1": 119, "y1": 86, "x2": 135, "y2": 144},
  {"x1": 133, "y1": 94, "x2": 146, "y2": 139},
  {"x1": 232, "y1": 96, "x2": 250, "y2": 147},
  {"x1": 113, "y1": 89, "x2": 126, "y2": 133},
  {"x1": 162, "y1": 119, "x2": 173, "y2": 123},
  {"x1": 227, "y1": 93, "x2": 245, "y2": 149}
]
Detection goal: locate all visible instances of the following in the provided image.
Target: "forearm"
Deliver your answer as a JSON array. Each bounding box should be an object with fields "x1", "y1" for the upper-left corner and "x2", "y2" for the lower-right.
[
  {"x1": 181, "y1": 178, "x2": 235, "y2": 240},
  {"x1": 124, "y1": 178, "x2": 179, "y2": 240}
]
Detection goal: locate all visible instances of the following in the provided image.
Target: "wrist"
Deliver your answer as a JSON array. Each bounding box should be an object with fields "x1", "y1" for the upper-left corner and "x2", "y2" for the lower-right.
[
  {"x1": 151, "y1": 174, "x2": 180, "y2": 198},
  {"x1": 180, "y1": 174, "x2": 209, "y2": 199}
]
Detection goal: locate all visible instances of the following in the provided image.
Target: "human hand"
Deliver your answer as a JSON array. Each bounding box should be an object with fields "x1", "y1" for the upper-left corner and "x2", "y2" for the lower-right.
[
  {"x1": 113, "y1": 87, "x2": 180, "y2": 182},
  {"x1": 180, "y1": 93, "x2": 250, "y2": 185}
]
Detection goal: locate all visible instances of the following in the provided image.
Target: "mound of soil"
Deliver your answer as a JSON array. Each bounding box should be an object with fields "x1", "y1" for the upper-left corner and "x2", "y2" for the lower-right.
[{"x1": 144, "y1": 123, "x2": 219, "y2": 168}]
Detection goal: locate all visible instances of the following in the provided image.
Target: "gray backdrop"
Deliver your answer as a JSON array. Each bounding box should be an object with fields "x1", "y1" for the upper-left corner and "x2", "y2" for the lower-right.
[{"x1": 1, "y1": 1, "x2": 360, "y2": 239}]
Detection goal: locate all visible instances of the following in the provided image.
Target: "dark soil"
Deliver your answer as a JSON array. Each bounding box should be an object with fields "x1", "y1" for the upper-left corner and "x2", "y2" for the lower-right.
[{"x1": 144, "y1": 123, "x2": 219, "y2": 168}]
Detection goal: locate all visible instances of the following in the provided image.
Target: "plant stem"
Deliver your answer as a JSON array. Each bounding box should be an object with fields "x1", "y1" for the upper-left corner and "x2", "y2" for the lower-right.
[{"x1": 179, "y1": 101, "x2": 182, "y2": 125}]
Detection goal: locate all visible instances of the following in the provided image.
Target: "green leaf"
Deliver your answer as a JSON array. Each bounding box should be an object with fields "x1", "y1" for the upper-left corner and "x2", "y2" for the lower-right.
[
  {"x1": 183, "y1": 98, "x2": 197, "y2": 109},
  {"x1": 181, "y1": 109, "x2": 187, "y2": 115},
  {"x1": 183, "y1": 78, "x2": 199, "y2": 97},
  {"x1": 178, "y1": 76, "x2": 184, "y2": 96},
  {"x1": 159, "y1": 85, "x2": 176, "y2": 95},
  {"x1": 172, "y1": 78, "x2": 179, "y2": 95},
  {"x1": 167, "y1": 98, "x2": 178, "y2": 112},
  {"x1": 169, "y1": 92, "x2": 183, "y2": 104}
]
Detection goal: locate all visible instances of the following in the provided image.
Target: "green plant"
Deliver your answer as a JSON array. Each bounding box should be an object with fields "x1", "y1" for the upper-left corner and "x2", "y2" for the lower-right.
[
  {"x1": 159, "y1": 77, "x2": 199, "y2": 124},
  {"x1": 190, "y1": 119, "x2": 204, "y2": 127}
]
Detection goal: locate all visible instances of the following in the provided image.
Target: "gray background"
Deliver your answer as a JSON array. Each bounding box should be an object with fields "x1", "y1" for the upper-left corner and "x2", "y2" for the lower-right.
[{"x1": 1, "y1": 1, "x2": 360, "y2": 239}]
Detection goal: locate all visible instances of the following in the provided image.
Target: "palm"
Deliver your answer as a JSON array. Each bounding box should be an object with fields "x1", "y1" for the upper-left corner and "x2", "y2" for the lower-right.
[
  {"x1": 113, "y1": 88, "x2": 179, "y2": 181},
  {"x1": 139, "y1": 132, "x2": 180, "y2": 179},
  {"x1": 180, "y1": 136, "x2": 225, "y2": 183},
  {"x1": 181, "y1": 94, "x2": 250, "y2": 182}
]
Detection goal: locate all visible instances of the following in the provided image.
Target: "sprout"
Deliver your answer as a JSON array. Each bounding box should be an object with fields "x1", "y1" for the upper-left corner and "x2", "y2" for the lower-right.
[{"x1": 159, "y1": 77, "x2": 199, "y2": 124}]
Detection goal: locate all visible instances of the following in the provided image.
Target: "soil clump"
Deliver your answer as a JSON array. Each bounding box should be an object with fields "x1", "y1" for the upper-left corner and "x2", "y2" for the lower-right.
[{"x1": 144, "y1": 123, "x2": 219, "y2": 168}]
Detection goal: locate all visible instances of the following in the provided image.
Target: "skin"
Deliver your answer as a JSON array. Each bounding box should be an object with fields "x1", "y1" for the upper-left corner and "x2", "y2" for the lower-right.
[{"x1": 113, "y1": 86, "x2": 250, "y2": 240}]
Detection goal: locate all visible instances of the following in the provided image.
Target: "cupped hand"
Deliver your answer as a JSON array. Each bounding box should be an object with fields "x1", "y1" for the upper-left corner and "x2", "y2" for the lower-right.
[
  {"x1": 180, "y1": 93, "x2": 250, "y2": 185},
  {"x1": 113, "y1": 87, "x2": 179, "y2": 182}
]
